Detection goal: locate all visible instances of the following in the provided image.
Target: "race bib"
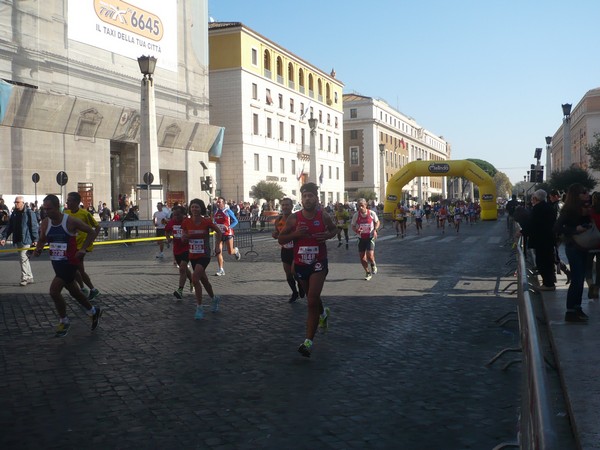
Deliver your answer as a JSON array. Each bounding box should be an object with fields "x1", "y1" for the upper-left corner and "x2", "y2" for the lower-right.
[
  {"x1": 359, "y1": 223, "x2": 371, "y2": 233},
  {"x1": 189, "y1": 239, "x2": 205, "y2": 254},
  {"x1": 173, "y1": 225, "x2": 183, "y2": 239},
  {"x1": 337, "y1": 219, "x2": 345, "y2": 225},
  {"x1": 49, "y1": 242, "x2": 68, "y2": 261},
  {"x1": 298, "y1": 245, "x2": 319, "y2": 264},
  {"x1": 217, "y1": 224, "x2": 227, "y2": 232}
]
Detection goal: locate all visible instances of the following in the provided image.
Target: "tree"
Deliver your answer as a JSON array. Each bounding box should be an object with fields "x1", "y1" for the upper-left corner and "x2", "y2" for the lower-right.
[
  {"x1": 354, "y1": 189, "x2": 377, "y2": 202},
  {"x1": 466, "y1": 158, "x2": 498, "y2": 178},
  {"x1": 585, "y1": 132, "x2": 600, "y2": 170},
  {"x1": 548, "y1": 167, "x2": 597, "y2": 193},
  {"x1": 249, "y1": 181, "x2": 285, "y2": 210},
  {"x1": 493, "y1": 172, "x2": 513, "y2": 199}
]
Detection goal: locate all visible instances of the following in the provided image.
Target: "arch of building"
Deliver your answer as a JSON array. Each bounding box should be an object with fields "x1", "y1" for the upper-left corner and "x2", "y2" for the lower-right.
[{"x1": 383, "y1": 160, "x2": 498, "y2": 221}]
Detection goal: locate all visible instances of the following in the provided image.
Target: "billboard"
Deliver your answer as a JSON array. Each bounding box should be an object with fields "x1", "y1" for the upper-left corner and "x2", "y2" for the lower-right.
[{"x1": 68, "y1": 0, "x2": 178, "y2": 72}]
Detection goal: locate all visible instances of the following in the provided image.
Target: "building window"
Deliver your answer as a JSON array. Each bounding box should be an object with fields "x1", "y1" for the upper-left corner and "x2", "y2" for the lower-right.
[
  {"x1": 299, "y1": 68, "x2": 305, "y2": 93},
  {"x1": 278, "y1": 94, "x2": 283, "y2": 109},
  {"x1": 319, "y1": 134, "x2": 323, "y2": 150},
  {"x1": 280, "y1": 158, "x2": 285, "y2": 174},
  {"x1": 328, "y1": 166, "x2": 332, "y2": 179},
  {"x1": 351, "y1": 171, "x2": 359, "y2": 181},
  {"x1": 266, "y1": 89, "x2": 273, "y2": 105},
  {"x1": 254, "y1": 153, "x2": 260, "y2": 171},
  {"x1": 279, "y1": 121, "x2": 284, "y2": 141},
  {"x1": 253, "y1": 114, "x2": 259, "y2": 135},
  {"x1": 266, "y1": 118, "x2": 272, "y2": 138},
  {"x1": 318, "y1": 110, "x2": 322, "y2": 123},
  {"x1": 334, "y1": 92, "x2": 338, "y2": 103},
  {"x1": 350, "y1": 130, "x2": 358, "y2": 140},
  {"x1": 327, "y1": 114, "x2": 331, "y2": 126},
  {"x1": 301, "y1": 128, "x2": 306, "y2": 146},
  {"x1": 252, "y1": 83, "x2": 258, "y2": 100},
  {"x1": 276, "y1": 56, "x2": 283, "y2": 84},
  {"x1": 288, "y1": 62, "x2": 295, "y2": 88},
  {"x1": 291, "y1": 160, "x2": 296, "y2": 176},
  {"x1": 251, "y1": 48, "x2": 258, "y2": 66},
  {"x1": 327, "y1": 136, "x2": 331, "y2": 152},
  {"x1": 268, "y1": 156, "x2": 273, "y2": 172},
  {"x1": 335, "y1": 117, "x2": 338, "y2": 128},
  {"x1": 336, "y1": 167, "x2": 339, "y2": 180},
  {"x1": 264, "y1": 50, "x2": 271, "y2": 78},
  {"x1": 335, "y1": 139, "x2": 339, "y2": 154},
  {"x1": 290, "y1": 124, "x2": 295, "y2": 143},
  {"x1": 350, "y1": 147, "x2": 359, "y2": 165},
  {"x1": 350, "y1": 108, "x2": 357, "y2": 118},
  {"x1": 290, "y1": 98, "x2": 295, "y2": 113}
]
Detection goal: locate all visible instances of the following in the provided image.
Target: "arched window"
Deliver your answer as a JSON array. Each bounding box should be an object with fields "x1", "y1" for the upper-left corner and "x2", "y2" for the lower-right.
[
  {"x1": 288, "y1": 62, "x2": 294, "y2": 88},
  {"x1": 308, "y1": 74, "x2": 314, "y2": 98},
  {"x1": 276, "y1": 56, "x2": 283, "y2": 84},
  {"x1": 317, "y1": 79, "x2": 323, "y2": 101},
  {"x1": 263, "y1": 50, "x2": 271, "y2": 78},
  {"x1": 299, "y1": 68, "x2": 305, "y2": 93},
  {"x1": 326, "y1": 83, "x2": 332, "y2": 105}
]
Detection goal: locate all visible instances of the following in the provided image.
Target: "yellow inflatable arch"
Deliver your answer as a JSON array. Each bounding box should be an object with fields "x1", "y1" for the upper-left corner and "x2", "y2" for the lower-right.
[{"x1": 383, "y1": 160, "x2": 497, "y2": 221}]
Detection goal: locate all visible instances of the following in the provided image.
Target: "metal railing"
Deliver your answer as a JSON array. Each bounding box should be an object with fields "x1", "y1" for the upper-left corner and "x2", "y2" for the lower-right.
[{"x1": 490, "y1": 236, "x2": 559, "y2": 450}]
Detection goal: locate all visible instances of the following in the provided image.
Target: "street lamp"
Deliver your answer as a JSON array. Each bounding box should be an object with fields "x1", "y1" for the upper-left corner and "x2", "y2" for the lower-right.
[
  {"x1": 545, "y1": 136, "x2": 552, "y2": 177},
  {"x1": 562, "y1": 103, "x2": 572, "y2": 169},
  {"x1": 137, "y1": 55, "x2": 161, "y2": 219},
  {"x1": 308, "y1": 113, "x2": 318, "y2": 185},
  {"x1": 379, "y1": 144, "x2": 386, "y2": 203}
]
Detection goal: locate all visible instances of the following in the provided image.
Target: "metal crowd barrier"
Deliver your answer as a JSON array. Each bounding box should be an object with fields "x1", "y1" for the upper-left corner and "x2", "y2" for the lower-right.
[{"x1": 490, "y1": 236, "x2": 559, "y2": 450}]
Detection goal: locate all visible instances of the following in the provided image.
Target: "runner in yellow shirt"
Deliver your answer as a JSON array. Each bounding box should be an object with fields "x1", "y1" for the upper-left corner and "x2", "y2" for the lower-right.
[{"x1": 65, "y1": 192, "x2": 101, "y2": 300}]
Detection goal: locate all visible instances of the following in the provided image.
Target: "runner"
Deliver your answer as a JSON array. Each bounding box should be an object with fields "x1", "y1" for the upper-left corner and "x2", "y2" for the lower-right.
[
  {"x1": 438, "y1": 202, "x2": 448, "y2": 234},
  {"x1": 413, "y1": 204, "x2": 424, "y2": 235},
  {"x1": 181, "y1": 198, "x2": 222, "y2": 319},
  {"x1": 351, "y1": 198, "x2": 380, "y2": 281},
  {"x1": 393, "y1": 202, "x2": 407, "y2": 238},
  {"x1": 165, "y1": 205, "x2": 194, "y2": 299},
  {"x1": 65, "y1": 192, "x2": 101, "y2": 300},
  {"x1": 153, "y1": 202, "x2": 169, "y2": 258},
  {"x1": 278, "y1": 182, "x2": 337, "y2": 358},
  {"x1": 213, "y1": 197, "x2": 241, "y2": 276},
  {"x1": 453, "y1": 201, "x2": 463, "y2": 233},
  {"x1": 32, "y1": 194, "x2": 102, "y2": 337},
  {"x1": 271, "y1": 197, "x2": 305, "y2": 303},
  {"x1": 334, "y1": 203, "x2": 350, "y2": 248}
]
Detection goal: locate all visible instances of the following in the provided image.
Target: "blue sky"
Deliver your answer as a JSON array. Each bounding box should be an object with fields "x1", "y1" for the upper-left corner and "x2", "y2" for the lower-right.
[{"x1": 209, "y1": 0, "x2": 600, "y2": 185}]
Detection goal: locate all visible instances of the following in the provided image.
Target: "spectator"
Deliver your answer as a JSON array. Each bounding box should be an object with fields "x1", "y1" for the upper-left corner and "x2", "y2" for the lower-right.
[
  {"x1": 100, "y1": 202, "x2": 112, "y2": 237},
  {"x1": 0, "y1": 196, "x2": 39, "y2": 286}
]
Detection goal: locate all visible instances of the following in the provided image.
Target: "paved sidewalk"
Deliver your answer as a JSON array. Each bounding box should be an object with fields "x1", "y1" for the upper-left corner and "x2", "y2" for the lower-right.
[{"x1": 539, "y1": 274, "x2": 600, "y2": 450}]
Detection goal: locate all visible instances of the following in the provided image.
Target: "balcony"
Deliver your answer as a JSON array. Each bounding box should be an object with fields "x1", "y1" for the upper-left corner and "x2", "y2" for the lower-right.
[{"x1": 297, "y1": 144, "x2": 311, "y2": 160}]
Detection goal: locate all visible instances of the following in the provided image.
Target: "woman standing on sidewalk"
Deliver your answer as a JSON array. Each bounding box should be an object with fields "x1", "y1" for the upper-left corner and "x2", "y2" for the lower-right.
[{"x1": 555, "y1": 183, "x2": 592, "y2": 323}]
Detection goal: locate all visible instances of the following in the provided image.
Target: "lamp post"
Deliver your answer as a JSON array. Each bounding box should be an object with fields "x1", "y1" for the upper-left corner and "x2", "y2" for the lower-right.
[
  {"x1": 308, "y1": 113, "x2": 318, "y2": 185},
  {"x1": 137, "y1": 55, "x2": 160, "y2": 220},
  {"x1": 562, "y1": 103, "x2": 572, "y2": 169},
  {"x1": 379, "y1": 144, "x2": 386, "y2": 203},
  {"x1": 545, "y1": 136, "x2": 552, "y2": 178}
]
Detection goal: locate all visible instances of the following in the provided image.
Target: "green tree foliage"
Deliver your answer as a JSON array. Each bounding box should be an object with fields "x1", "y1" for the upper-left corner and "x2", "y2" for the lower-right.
[
  {"x1": 493, "y1": 172, "x2": 513, "y2": 199},
  {"x1": 548, "y1": 167, "x2": 597, "y2": 193},
  {"x1": 354, "y1": 189, "x2": 377, "y2": 202},
  {"x1": 466, "y1": 158, "x2": 498, "y2": 178},
  {"x1": 249, "y1": 181, "x2": 285, "y2": 210},
  {"x1": 585, "y1": 132, "x2": 600, "y2": 171}
]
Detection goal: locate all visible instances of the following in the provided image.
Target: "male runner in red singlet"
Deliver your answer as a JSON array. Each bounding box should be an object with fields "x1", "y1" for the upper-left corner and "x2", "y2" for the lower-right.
[{"x1": 278, "y1": 183, "x2": 337, "y2": 358}]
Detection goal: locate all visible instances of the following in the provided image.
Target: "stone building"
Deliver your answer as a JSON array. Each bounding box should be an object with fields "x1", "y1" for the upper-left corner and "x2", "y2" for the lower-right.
[{"x1": 0, "y1": 0, "x2": 221, "y2": 216}]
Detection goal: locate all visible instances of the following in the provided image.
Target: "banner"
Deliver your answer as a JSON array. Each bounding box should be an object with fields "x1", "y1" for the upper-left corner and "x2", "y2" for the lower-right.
[{"x1": 68, "y1": 0, "x2": 178, "y2": 72}]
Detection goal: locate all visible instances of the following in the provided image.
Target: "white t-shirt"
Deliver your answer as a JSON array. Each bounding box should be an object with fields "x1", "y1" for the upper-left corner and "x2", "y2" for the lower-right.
[{"x1": 153, "y1": 210, "x2": 170, "y2": 229}]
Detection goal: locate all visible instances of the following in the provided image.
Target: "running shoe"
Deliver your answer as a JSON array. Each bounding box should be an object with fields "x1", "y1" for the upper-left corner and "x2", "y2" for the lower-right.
[
  {"x1": 194, "y1": 306, "x2": 204, "y2": 320},
  {"x1": 91, "y1": 307, "x2": 103, "y2": 331},
  {"x1": 211, "y1": 295, "x2": 220, "y2": 312},
  {"x1": 345, "y1": 243, "x2": 348, "y2": 249},
  {"x1": 338, "y1": 241, "x2": 342, "y2": 247},
  {"x1": 88, "y1": 288, "x2": 100, "y2": 300},
  {"x1": 55, "y1": 322, "x2": 70, "y2": 338},
  {"x1": 365, "y1": 272, "x2": 372, "y2": 281},
  {"x1": 288, "y1": 292, "x2": 299, "y2": 303},
  {"x1": 234, "y1": 247, "x2": 241, "y2": 261},
  {"x1": 318, "y1": 307, "x2": 330, "y2": 332},
  {"x1": 297, "y1": 339, "x2": 312, "y2": 358},
  {"x1": 81, "y1": 287, "x2": 90, "y2": 297},
  {"x1": 156, "y1": 252, "x2": 164, "y2": 258},
  {"x1": 371, "y1": 265, "x2": 378, "y2": 275},
  {"x1": 215, "y1": 268, "x2": 225, "y2": 276},
  {"x1": 173, "y1": 288, "x2": 183, "y2": 299}
]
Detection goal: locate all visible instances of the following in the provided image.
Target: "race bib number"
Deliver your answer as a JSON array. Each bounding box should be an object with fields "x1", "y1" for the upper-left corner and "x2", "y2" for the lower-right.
[
  {"x1": 189, "y1": 239, "x2": 205, "y2": 255},
  {"x1": 359, "y1": 223, "x2": 371, "y2": 233},
  {"x1": 217, "y1": 224, "x2": 227, "y2": 232},
  {"x1": 298, "y1": 245, "x2": 319, "y2": 264},
  {"x1": 337, "y1": 219, "x2": 345, "y2": 225},
  {"x1": 49, "y1": 243, "x2": 68, "y2": 261},
  {"x1": 173, "y1": 225, "x2": 183, "y2": 239}
]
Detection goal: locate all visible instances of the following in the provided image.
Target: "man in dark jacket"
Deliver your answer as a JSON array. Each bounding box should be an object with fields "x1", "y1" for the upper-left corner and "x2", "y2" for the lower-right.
[
  {"x1": 522, "y1": 189, "x2": 557, "y2": 290},
  {"x1": 0, "y1": 196, "x2": 39, "y2": 286}
]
